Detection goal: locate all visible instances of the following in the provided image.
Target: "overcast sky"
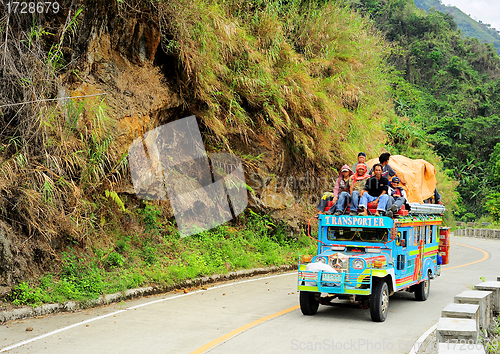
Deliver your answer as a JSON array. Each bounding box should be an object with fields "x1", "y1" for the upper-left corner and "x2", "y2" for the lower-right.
[{"x1": 443, "y1": 0, "x2": 500, "y2": 31}]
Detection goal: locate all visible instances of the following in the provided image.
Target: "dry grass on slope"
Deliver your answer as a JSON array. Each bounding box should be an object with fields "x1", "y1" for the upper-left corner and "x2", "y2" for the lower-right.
[{"x1": 158, "y1": 0, "x2": 393, "y2": 166}]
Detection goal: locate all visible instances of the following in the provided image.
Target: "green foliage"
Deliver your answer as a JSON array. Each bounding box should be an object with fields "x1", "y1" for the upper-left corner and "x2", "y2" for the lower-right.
[
  {"x1": 106, "y1": 252, "x2": 125, "y2": 268},
  {"x1": 60, "y1": 251, "x2": 104, "y2": 298},
  {"x1": 349, "y1": 0, "x2": 500, "y2": 217},
  {"x1": 414, "y1": 0, "x2": 500, "y2": 56},
  {"x1": 160, "y1": 0, "x2": 393, "y2": 165},
  {"x1": 10, "y1": 282, "x2": 49, "y2": 307},
  {"x1": 8, "y1": 210, "x2": 315, "y2": 306},
  {"x1": 461, "y1": 212, "x2": 477, "y2": 222},
  {"x1": 105, "y1": 190, "x2": 126, "y2": 211},
  {"x1": 485, "y1": 193, "x2": 500, "y2": 222},
  {"x1": 490, "y1": 143, "x2": 500, "y2": 183},
  {"x1": 140, "y1": 203, "x2": 162, "y2": 234}
]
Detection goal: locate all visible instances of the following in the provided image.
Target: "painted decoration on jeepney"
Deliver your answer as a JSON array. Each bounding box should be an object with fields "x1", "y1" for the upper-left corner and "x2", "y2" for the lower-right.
[{"x1": 320, "y1": 215, "x2": 394, "y2": 228}]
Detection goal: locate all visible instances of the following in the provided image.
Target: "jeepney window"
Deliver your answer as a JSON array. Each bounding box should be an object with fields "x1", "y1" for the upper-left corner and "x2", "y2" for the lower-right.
[
  {"x1": 427, "y1": 226, "x2": 432, "y2": 243},
  {"x1": 414, "y1": 226, "x2": 420, "y2": 246},
  {"x1": 326, "y1": 226, "x2": 388, "y2": 243}
]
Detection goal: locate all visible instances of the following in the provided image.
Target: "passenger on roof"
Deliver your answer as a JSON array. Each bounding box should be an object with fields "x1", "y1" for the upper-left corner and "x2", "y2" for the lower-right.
[
  {"x1": 351, "y1": 152, "x2": 366, "y2": 172},
  {"x1": 317, "y1": 164, "x2": 353, "y2": 215},
  {"x1": 348, "y1": 163, "x2": 371, "y2": 216},
  {"x1": 386, "y1": 177, "x2": 407, "y2": 217},
  {"x1": 370, "y1": 152, "x2": 406, "y2": 185},
  {"x1": 424, "y1": 188, "x2": 444, "y2": 204},
  {"x1": 358, "y1": 164, "x2": 390, "y2": 217}
]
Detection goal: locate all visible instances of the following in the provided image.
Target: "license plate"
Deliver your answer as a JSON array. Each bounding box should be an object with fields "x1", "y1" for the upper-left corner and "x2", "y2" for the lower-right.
[{"x1": 322, "y1": 273, "x2": 342, "y2": 282}]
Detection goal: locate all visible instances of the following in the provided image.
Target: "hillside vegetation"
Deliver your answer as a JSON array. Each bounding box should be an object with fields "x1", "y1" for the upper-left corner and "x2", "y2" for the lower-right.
[
  {"x1": 414, "y1": 0, "x2": 500, "y2": 56},
  {"x1": 347, "y1": 0, "x2": 500, "y2": 220}
]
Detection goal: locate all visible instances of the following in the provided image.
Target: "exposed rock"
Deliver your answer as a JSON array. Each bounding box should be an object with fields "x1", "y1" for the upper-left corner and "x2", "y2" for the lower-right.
[
  {"x1": 0, "y1": 222, "x2": 14, "y2": 287},
  {"x1": 261, "y1": 180, "x2": 295, "y2": 209}
]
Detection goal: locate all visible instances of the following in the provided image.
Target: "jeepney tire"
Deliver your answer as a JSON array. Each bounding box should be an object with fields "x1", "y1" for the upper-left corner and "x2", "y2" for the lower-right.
[
  {"x1": 370, "y1": 281, "x2": 389, "y2": 322},
  {"x1": 414, "y1": 272, "x2": 431, "y2": 301},
  {"x1": 300, "y1": 291, "x2": 320, "y2": 315}
]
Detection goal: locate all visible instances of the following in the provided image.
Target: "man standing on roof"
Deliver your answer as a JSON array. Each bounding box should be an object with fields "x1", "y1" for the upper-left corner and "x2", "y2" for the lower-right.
[
  {"x1": 317, "y1": 164, "x2": 353, "y2": 214},
  {"x1": 358, "y1": 164, "x2": 390, "y2": 216},
  {"x1": 370, "y1": 152, "x2": 406, "y2": 185},
  {"x1": 349, "y1": 163, "x2": 371, "y2": 216},
  {"x1": 351, "y1": 152, "x2": 366, "y2": 172}
]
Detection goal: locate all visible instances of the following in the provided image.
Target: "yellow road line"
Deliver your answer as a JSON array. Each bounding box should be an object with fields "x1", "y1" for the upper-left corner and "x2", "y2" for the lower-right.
[
  {"x1": 190, "y1": 305, "x2": 300, "y2": 354},
  {"x1": 441, "y1": 241, "x2": 489, "y2": 271}
]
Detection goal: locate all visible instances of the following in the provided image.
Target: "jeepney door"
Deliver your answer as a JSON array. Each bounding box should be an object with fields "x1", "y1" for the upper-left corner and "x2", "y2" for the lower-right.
[{"x1": 395, "y1": 228, "x2": 410, "y2": 276}]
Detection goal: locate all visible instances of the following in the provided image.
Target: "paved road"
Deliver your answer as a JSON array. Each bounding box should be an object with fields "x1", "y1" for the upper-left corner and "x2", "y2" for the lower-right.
[{"x1": 1, "y1": 235, "x2": 499, "y2": 354}]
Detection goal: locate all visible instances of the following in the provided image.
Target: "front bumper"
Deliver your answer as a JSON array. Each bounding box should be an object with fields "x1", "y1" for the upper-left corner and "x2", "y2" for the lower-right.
[{"x1": 297, "y1": 264, "x2": 372, "y2": 295}]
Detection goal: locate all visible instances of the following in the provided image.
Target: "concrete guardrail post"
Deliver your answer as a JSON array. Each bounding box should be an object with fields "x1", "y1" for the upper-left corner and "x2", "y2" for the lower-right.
[
  {"x1": 474, "y1": 281, "x2": 500, "y2": 315},
  {"x1": 454, "y1": 290, "x2": 494, "y2": 330}
]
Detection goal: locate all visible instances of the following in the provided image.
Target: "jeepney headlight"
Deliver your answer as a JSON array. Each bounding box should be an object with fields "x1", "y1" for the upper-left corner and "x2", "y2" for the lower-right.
[
  {"x1": 352, "y1": 259, "x2": 365, "y2": 270},
  {"x1": 315, "y1": 256, "x2": 327, "y2": 264}
]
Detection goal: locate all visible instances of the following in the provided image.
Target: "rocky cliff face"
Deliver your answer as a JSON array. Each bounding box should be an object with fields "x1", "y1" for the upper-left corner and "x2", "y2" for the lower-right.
[{"x1": 65, "y1": 0, "x2": 330, "y2": 219}]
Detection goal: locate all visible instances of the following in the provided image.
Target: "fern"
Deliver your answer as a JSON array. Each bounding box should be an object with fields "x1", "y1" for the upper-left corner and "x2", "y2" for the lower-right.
[{"x1": 105, "y1": 190, "x2": 126, "y2": 211}]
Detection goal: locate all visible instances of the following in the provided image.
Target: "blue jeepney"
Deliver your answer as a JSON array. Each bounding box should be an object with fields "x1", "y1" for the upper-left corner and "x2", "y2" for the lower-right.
[{"x1": 298, "y1": 214, "x2": 443, "y2": 321}]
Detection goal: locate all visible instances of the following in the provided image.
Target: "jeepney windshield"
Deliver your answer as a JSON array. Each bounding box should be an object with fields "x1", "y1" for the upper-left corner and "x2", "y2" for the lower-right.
[{"x1": 326, "y1": 226, "x2": 388, "y2": 243}]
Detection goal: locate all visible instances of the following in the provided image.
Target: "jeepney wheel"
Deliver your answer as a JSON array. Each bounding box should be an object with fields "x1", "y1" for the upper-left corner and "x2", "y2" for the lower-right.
[
  {"x1": 370, "y1": 281, "x2": 389, "y2": 322},
  {"x1": 299, "y1": 291, "x2": 320, "y2": 315},
  {"x1": 414, "y1": 272, "x2": 431, "y2": 301}
]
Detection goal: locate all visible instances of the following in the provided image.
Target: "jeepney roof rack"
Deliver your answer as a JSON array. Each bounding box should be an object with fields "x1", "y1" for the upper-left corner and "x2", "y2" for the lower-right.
[{"x1": 407, "y1": 203, "x2": 445, "y2": 215}]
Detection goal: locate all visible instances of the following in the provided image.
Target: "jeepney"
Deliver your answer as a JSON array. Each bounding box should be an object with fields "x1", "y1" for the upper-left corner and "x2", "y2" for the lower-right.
[{"x1": 298, "y1": 213, "x2": 444, "y2": 322}]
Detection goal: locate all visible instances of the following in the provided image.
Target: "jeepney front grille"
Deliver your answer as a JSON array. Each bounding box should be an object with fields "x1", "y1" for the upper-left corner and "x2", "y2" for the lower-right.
[{"x1": 329, "y1": 255, "x2": 347, "y2": 272}]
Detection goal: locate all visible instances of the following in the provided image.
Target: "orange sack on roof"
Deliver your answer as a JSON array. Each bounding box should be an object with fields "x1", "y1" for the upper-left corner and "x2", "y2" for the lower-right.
[{"x1": 366, "y1": 155, "x2": 437, "y2": 204}]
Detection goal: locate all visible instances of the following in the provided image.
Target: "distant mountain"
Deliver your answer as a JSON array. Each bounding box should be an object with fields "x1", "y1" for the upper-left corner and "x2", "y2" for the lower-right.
[{"x1": 414, "y1": 0, "x2": 500, "y2": 56}]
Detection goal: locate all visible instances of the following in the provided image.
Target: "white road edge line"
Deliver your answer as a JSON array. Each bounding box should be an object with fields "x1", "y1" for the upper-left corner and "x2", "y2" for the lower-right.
[
  {"x1": 0, "y1": 310, "x2": 127, "y2": 353},
  {"x1": 409, "y1": 323, "x2": 437, "y2": 354},
  {"x1": 1, "y1": 272, "x2": 296, "y2": 352}
]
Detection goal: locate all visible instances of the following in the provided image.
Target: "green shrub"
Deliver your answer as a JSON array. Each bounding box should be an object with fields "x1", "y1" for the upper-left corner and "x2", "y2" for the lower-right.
[
  {"x1": 10, "y1": 282, "x2": 48, "y2": 307},
  {"x1": 485, "y1": 193, "x2": 500, "y2": 222},
  {"x1": 106, "y1": 252, "x2": 125, "y2": 268}
]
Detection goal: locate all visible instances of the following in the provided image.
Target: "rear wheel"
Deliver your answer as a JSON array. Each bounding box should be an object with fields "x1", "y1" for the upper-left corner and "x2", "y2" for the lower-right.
[
  {"x1": 370, "y1": 281, "x2": 389, "y2": 322},
  {"x1": 300, "y1": 291, "x2": 320, "y2": 315},
  {"x1": 414, "y1": 273, "x2": 431, "y2": 301}
]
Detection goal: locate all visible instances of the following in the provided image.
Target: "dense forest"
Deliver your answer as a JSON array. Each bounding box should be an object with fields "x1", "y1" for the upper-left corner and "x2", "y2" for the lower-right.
[
  {"x1": 346, "y1": 0, "x2": 500, "y2": 221},
  {"x1": 414, "y1": 0, "x2": 500, "y2": 56}
]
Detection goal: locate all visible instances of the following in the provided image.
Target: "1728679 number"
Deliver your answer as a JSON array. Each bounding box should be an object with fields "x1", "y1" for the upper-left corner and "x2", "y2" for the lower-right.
[{"x1": 6, "y1": 2, "x2": 60, "y2": 14}]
